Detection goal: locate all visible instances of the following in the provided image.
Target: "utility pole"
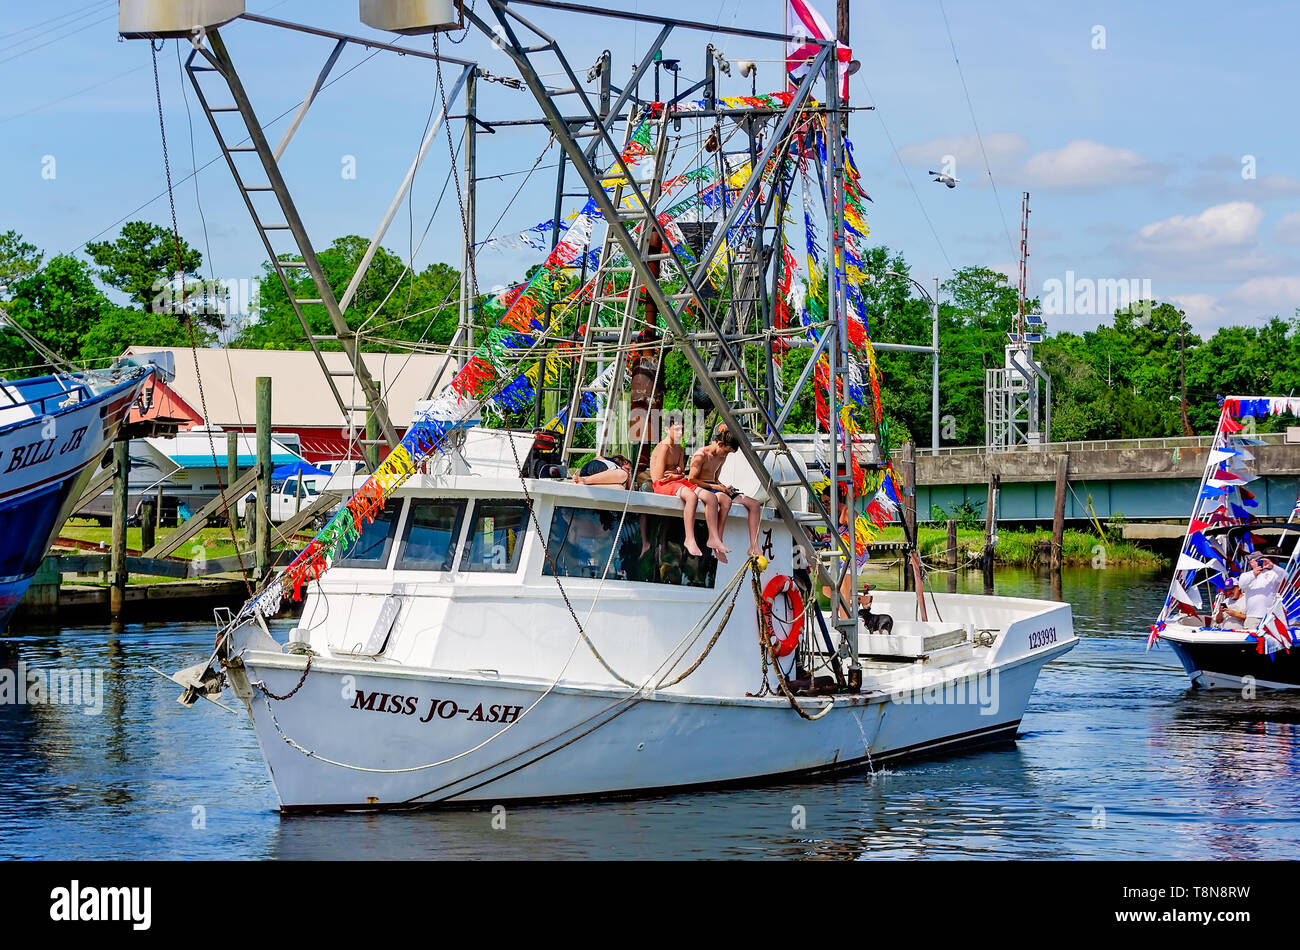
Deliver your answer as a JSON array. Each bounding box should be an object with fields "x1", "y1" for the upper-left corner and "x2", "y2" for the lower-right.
[
  {"x1": 1179, "y1": 322, "x2": 1193, "y2": 436},
  {"x1": 931, "y1": 275, "x2": 940, "y2": 449}
]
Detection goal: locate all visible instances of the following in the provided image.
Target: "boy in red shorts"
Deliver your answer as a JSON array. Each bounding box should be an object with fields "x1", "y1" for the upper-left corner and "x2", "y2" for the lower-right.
[{"x1": 649, "y1": 418, "x2": 727, "y2": 561}]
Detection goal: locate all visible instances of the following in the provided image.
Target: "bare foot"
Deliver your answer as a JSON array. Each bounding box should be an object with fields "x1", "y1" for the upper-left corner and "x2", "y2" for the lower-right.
[
  {"x1": 748, "y1": 545, "x2": 762, "y2": 558},
  {"x1": 685, "y1": 538, "x2": 705, "y2": 557},
  {"x1": 708, "y1": 540, "x2": 730, "y2": 563}
]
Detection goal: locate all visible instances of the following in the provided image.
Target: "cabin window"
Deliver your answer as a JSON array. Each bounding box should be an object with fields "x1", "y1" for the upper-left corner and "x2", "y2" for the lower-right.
[
  {"x1": 461, "y1": 500, "x2": 530, "y2": 573},
  {"x1": 396, "y1": 499, "x2": 467, "y2": 571},
  {"x1": 337, "y1": 500, "x2": 403, "y2": 568},
  {"x1": 543, "y1": 506, "x2": 717, "y2": 588}
]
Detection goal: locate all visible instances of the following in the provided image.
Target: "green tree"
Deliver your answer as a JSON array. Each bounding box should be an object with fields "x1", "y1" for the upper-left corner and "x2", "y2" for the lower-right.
[
  {"x1": 79, "y1": 308, "x2": 195, "y2": 363},
  {"x1": 0, "y1": 230, "x2": 43, "y2": 297},
  {"x1": 237, "y1": 238, "x2": 464, "y2": 350},
  {"x1": 85, "y1": 220, "x2": 204, "y2": 318},
  {"x1": 1, "y1": 255, "x2": 113, "y2": 368}
]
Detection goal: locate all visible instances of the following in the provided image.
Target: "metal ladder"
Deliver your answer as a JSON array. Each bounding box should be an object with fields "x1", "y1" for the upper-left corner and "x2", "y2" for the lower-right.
[
  {"x1": 470, "y1": 2, "x2": 860, "y2": 651},
  {"x1": 559, "y1": 111, "x2": 672, "y2": 464},
  {"x1": 183, "y1": 31, "x2": 397, "y2": 462}
]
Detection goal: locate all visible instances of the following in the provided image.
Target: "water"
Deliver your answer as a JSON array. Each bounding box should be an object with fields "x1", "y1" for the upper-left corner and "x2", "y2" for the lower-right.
[{"x1": 2, "y1": 566, "x2": 1299, "y2": 860}]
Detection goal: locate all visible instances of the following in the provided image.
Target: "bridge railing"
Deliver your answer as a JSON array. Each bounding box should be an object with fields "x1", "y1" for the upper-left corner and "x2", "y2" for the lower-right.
[{"x1": 918, "y1": 432, "x2": 1288, "y2": 458}]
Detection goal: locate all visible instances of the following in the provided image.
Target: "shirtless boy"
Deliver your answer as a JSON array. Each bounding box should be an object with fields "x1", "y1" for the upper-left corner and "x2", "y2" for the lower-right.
[
  {"x1": 688, "y1": 428, "x2": 763, "y2": 558},
  {"x1": 649, "y1": 419, "x2": 727, "y2": 561}
]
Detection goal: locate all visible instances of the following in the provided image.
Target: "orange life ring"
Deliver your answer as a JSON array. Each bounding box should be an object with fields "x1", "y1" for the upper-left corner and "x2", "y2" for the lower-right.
[{"x1": 762, "y1": 574, "x2": 805, "y2": 658}]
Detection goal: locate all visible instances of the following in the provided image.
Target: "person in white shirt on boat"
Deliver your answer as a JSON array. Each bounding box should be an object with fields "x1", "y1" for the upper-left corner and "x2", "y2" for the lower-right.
[{"x1": 1239, "y1": 554, "x2": 1289, "y2": 628}]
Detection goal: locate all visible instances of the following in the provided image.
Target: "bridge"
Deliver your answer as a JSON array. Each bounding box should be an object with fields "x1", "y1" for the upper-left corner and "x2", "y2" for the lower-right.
[{"x1": 914, "y1": 433, "x2": 1300, "y2": 527}]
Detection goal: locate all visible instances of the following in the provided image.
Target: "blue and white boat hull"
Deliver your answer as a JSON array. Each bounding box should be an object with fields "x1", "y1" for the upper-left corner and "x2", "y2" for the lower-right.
[{"x1": 0, "y1": 371, "x2": 152, "y2": 628}]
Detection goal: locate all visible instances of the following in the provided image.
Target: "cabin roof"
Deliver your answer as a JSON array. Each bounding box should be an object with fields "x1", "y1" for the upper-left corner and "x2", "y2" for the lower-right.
[
  {"x1": 123, "y1": 346, "x2": 458, "y2": 429},
  {"x1": 392, "y1": 474, "x2": 779, "y2": 520}
]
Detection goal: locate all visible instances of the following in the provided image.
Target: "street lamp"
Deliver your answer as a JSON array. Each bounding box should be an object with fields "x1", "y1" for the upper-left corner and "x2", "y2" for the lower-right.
[{"x1": 886, "y1": 270, "x2": 941, "y2": 450}]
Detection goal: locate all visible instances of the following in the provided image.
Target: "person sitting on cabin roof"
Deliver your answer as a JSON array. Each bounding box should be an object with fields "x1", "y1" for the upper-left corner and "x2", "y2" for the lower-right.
[
  {"x1": 857, "y1": 584, "x2": 894, "y2": 634},
  {"x1": 650, "y1": 418, "x2": 725, "y2": 561},
  {"x1": 572, "y1": 454, "x2": 633, "y2": 488},
  {"x1": 688, "y1": 427, "x2": 764, "y2": 559}
]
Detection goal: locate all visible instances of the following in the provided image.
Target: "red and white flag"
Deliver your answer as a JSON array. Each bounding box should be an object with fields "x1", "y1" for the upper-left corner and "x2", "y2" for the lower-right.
[
  {"x1": 1258, "y1": 601, "x2": 1294, "y2": 655},
  {"x1": 786, "y1": 0, "x2": 853, "y2": 101}
]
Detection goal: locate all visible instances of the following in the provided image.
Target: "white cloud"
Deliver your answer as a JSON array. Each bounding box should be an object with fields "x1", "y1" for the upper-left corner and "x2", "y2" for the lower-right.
[
  {"x1": 1250, "y1": 175, "x2": 1300, "y2": 198},
  {"x1": 1132, "y1": 202, "x2": 1264, "y2": 254},
  {"x1": 1224, "y1": 276, "x2": 1300, "y2": 310},
  {"x1": 1274, "y1": 211, "x2": 1300, "y2": 245},
  {"x1": 1171, "y1": 279, "x2": 1300, "y2": 331},
  {"x1": 897, "y1": 132, "x2": 1027, "y2": 173},
  {"x1": 1022, "y1": 140, "x2": 1166, "y2": 188},
  {"x1": 1167, "y1": 293, "x2": 1222, "y2": 330}
]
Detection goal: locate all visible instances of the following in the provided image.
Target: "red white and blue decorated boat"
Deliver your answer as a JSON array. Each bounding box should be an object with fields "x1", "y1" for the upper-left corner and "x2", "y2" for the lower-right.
[{"x1": 1151, "y1": 396, "x2": 1300, "y2": 689}]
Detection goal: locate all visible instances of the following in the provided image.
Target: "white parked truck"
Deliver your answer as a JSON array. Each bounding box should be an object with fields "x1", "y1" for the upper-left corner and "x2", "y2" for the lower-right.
[{"x1": 236, "y1": 477, "x2": 322, "y2": 524}]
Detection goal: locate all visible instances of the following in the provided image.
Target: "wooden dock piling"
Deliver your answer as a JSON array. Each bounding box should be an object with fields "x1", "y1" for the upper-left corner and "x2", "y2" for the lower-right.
[
  {"x1": 227, "y1": 429, "x2": 240, "y2": 530},
  {"x1": 983, "y1": 473, "x2": 999, "y2": 594},
  {"x1": 109, "y1": 439, "x2": 128, "y2": 617},
  {"x1": 141, "y1": 498, "x2": 156, "y2": 552},
  {"x1": 1051, "y1": 455, "x2": 1068, "y2": 574}
]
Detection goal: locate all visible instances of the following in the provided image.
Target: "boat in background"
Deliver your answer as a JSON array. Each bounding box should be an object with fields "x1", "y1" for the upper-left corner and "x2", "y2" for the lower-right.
[
  {"x1": 0, "y1": 361, "x2": 157, "y2": 628},
  {"x1": 1151, "y1": 395, "x2": 1300, "y2": 688}
]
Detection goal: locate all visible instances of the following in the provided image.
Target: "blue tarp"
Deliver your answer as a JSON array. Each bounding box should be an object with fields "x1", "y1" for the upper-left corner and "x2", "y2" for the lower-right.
[{"x1": 273, "y1": 461, "x2": 332, "y2": 480}]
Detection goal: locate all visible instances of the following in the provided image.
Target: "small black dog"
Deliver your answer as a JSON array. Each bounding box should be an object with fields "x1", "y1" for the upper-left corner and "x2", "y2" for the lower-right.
[{"x1": 857, "y1": 589, "x2": 894, "y2": 634}]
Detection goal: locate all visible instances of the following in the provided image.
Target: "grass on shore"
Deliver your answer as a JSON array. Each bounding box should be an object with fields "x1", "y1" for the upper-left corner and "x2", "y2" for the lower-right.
[
  {"x1": 60, "y1": 521, "x2": 247, "y2": 560},
  {"x1": 871, "y1": 525, "x2": 1165, "y2": 568}
]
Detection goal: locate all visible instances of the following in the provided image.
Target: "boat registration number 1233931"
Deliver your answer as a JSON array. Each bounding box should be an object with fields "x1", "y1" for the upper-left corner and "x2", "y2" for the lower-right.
[{"x1": 1027, "y1": 627, "x2": 1057, "y2": 651}]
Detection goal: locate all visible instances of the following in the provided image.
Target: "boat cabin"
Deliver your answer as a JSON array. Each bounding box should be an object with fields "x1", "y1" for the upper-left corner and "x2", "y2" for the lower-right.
[{"x1": 290, "y1": 474, "x2": 796, "y2": 697}]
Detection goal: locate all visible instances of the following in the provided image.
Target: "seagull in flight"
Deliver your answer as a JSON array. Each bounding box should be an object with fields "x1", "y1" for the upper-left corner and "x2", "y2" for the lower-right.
[{"x1": 929, "y1": 171, "x2": 959, "y2": 188}]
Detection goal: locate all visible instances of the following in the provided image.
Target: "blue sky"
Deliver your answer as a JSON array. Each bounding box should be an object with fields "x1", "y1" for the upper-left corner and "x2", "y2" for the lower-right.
[{"x1": 2, "y1": 0, "x2": 1297, "y2": 335}]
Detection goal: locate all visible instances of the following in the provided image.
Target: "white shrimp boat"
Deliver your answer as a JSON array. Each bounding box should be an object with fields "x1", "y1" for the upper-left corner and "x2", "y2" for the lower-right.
[
  {"x1": 220, "y1": 458, "x2": 1074, "y2": 810},
  {"x1": 138, "y1": 3, "x2": 1076, "y2": 811}
]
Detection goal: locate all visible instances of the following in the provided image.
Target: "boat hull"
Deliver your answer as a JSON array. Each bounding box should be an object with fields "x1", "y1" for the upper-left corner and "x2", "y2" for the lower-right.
[
  {"x1": 0, "y1": 374, "x2": 148, "y2": 628},
  {"x1": 229, "y1": 640, "x2": 1072, "y2": 811},
  {"x1": 1162, "y1": 629, "x2": 1300, "y2": 690}
]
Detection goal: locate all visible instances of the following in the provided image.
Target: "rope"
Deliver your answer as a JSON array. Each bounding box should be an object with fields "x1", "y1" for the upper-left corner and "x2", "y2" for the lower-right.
[
  {"x1": 748, "y1": 561, "x2": 834, "y2": 720},
  {"x1": 151, "y1": 43, "x2": 252, "y2": 594}
]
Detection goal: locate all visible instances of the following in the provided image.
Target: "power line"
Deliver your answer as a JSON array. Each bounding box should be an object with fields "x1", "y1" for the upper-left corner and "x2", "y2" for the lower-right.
[
  {"x1": 937, "y1": 0, "x2": 1017, "y2": 260},
  {"x1": 854, "y1": 73, "x2": 954, "y2": 274},
  {"x1": 65, "y1": 46, "x2": 385, "y2": 256},
  {"x1": 0, "y1": 64, "x2": 148, "y2": 125},
  {"x1": 0, "y1": 12, "x2": 117, "y2": 67},
  {"x1": 0, "y1": 0, "x2": 110, "y2": 46}
]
